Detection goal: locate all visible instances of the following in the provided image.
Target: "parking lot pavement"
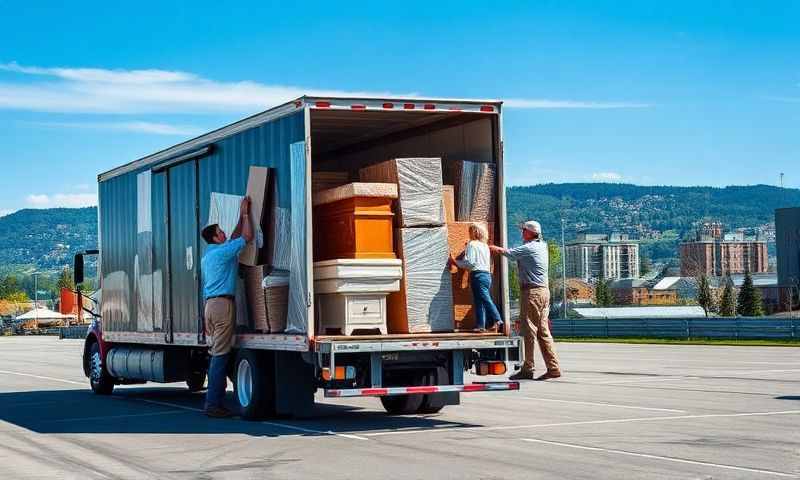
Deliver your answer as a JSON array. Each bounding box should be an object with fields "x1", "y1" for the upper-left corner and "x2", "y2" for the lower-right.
[{"x1": 0, "y1": 336, "x2": 798, "y2": 479}]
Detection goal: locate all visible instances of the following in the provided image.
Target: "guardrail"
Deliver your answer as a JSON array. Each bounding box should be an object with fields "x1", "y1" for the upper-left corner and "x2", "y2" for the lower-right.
[
  {"x1": 549, "y1": 317, "x2": 800, "y2": 340},
  {"x1": 59, "y1": 325, "x2": 89, "y2": 339}
]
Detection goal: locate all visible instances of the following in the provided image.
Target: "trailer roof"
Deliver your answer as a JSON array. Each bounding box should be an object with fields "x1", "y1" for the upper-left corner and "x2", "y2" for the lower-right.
[{"x1": 98, "y1": 95, "x2": 503, "y2": 182}]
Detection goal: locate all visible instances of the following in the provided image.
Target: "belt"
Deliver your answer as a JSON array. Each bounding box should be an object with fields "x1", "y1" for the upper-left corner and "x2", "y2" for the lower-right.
[
  {"x1": 208, "y1": 295, "x2": 234, "y2": 301},
  {"x1": 520, "y1": 283, "x2": 547, "y2": 290}
]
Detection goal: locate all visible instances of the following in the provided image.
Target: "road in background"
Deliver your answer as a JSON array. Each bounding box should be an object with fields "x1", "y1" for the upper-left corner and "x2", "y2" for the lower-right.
[{"x1": 0, "y1": 337, "x2": 798, "y2": 479}]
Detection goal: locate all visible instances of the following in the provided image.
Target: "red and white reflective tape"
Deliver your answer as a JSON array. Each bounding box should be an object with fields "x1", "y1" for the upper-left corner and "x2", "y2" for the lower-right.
[
  {"x1": 306, "y1": 98, "x2": 499, "y2": 114},
  {"x1": 324, "y1": 382, "x2": 519, "y2": 398}
]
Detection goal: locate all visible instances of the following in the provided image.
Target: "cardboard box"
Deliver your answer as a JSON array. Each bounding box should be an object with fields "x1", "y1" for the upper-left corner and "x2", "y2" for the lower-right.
[
  {"x1": 359, "y1": 158, "x2": 445, "y2": 227},
  {"x1": 240, "y1": 166, "x2": 271, "y2": 266},
  {"x1": 241, "y1": 266, "x2": 288, "y2": 333},
  {"x1": 387, "y1": 226, "x2": 454, "y2": 333},
  {"x1": 312, "y1": 171, "x2": 350, "y2": 193},
  {"x1": 442, "y1": 185, "x2": 455, "y2": 223}
]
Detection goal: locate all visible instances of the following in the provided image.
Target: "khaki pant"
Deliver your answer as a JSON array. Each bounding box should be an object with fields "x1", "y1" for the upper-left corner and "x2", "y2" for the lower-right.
[
  {"x1": 204, "y1": 297, "x2": 235, "y2": 356},
  {"x1": 520, "y1": 287, "x2": 560, "y2": 374}
]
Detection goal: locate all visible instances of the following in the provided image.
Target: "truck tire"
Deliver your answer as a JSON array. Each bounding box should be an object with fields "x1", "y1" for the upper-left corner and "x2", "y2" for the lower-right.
[
  {"x1": 186, "y1": 371, "x2": 206, "y2": 392},
  {"x1": 234, "y1": 349, "x2": 274, "y2": 420},
  {"x1": 88, "y1": 341, "x2": 114, "y2": 395},
  {"x1": 380, "y1": 371, "x2": 426, "y2": 415},
  {"x1": 380, "y1": 392, "x2": 424, "y2": 415},
  {"x1": 418, "y1": 367, "x2": 448, "y2": 414}
]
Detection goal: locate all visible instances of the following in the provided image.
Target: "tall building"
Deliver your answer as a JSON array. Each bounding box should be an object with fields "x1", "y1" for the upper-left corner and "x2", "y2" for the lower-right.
[
  {"x1": 680, "y1": 223, "x2": 768, "y2": 277},
  {"x1": 565, "y1": 233, "x2": 640, "y2": 281},
  {"x1": 775, "y1": 207, "x2": 800, "y2": 288}
]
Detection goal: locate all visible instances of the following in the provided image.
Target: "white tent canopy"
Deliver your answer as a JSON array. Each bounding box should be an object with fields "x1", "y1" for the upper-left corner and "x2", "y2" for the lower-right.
[{"x1": 15, "y1": 307, "x2": 73, "y2": 323}]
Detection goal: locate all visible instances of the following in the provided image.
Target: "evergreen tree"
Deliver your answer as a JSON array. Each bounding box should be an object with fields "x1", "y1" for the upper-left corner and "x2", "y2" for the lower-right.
[
  {"x1": 594, "y1": 279, "x2": 614, "y2": 307},
  {"x1": 718, "y1": 276, "x2": 736, "y2": 317},
  {"x1": 737, "y1": 271, "x2": 764, "y2": 317},
  {"x1": 696, "y1": 274, "x2": 714, "y2": 318},
  {"x1": 508, "y1": 264, "x2": 520, "y2": 301},
  {"x1": 56, "y1": 267, "x2": 75, "y2": 292}
]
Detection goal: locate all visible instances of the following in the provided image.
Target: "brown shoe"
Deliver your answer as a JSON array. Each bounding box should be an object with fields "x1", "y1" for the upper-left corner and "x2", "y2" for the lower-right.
[
  {"x1": 205, "y1": 406, "x2": 234, "y2": 418},
  {"x1": 509, "y1": 370, "x2": 535, "y2": 381},
  {"x1": 535, "y1": 371, "x2": 562, "y2": 381}
]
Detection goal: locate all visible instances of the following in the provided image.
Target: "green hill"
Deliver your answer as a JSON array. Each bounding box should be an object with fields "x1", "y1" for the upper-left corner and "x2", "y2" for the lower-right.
[
  {"x1": 506, "y1": 183, "x2": 797, "y2": 262},
  {"x1": 0, "y1": 183, "x2": 794, "y2": 274},
  {"x1": 0, "y1": 207, "x2": 98, "y2": 275}
]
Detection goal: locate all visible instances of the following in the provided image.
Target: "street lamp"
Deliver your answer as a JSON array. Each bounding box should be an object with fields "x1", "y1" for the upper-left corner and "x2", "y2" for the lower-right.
[
  {"x1": 31, "y1": 271, "x2": 40, "y2": 329},
  {"x1": 561, "y1": 218, "x2": 567, "y2": 319}
]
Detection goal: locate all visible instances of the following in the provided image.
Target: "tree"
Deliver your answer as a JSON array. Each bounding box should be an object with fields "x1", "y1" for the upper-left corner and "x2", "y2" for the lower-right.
[
  {"x1": 508, "y1": 263, "x2": 520, "y2": 301},
  {"x1": 737, "y1": 271, "x2": 764, "y2": 317},
  {"x1": 547, "y1": 241, "x2": 562, "y2": 303},
  {"x1": 594, "y1": 279, "x2": 614, "y2": 307},
  {"x1": 696, "y1": 274, "x2": 714, "y2": 318},
  {"x1": 639, "y1": 253, "x2": 652, "y2": 277},
  {"x1": 56, "y1": 267, "x2": 75, "y2": 292},
  {"x1": 718, "y1": 276, "x2": 736, "y2": 317}
]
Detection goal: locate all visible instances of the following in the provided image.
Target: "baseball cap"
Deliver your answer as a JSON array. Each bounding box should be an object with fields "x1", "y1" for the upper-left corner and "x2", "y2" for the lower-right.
[{"x1": 521, "y1": 220, "x2": 542, "y2": 234}]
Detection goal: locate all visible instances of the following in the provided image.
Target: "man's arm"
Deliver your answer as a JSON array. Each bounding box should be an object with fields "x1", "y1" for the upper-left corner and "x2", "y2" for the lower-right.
[{"x1": 231, "y1": 196, "x2": 254, "y2": 243}]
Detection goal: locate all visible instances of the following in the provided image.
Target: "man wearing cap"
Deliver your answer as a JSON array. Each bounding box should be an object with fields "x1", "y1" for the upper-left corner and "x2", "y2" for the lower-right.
[
  {"x1": 200, "y1": 196, "x2": 253, "y2": 417},
  {"x1": 489, "y1": 220, "x2": 561, "y2": 381}
]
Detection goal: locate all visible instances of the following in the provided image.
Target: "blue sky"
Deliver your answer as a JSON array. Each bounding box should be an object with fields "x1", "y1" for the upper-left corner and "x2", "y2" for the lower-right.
[{"x1": 1, "y1": 1, "x2": 799, "y2": 214}]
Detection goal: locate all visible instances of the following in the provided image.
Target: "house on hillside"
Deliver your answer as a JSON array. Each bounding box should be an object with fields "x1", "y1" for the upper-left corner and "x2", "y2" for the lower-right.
[{"x1": 609, "y1": 279, "x2": 679, "y2": 306}]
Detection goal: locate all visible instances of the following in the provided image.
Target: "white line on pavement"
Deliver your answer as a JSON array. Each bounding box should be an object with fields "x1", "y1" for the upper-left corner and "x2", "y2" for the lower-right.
[
  {"x1": 521, "y1": 438, "x2": 797, "y2": 478},
  {"x1": 49, "y1": 410, "x2": 191, "y2": 423},
  {"x1": 592, "y1": 376, "x2": 696, "y2": 385},
  {"x1": 362, "y1": 409, "x2": 800, "y2": 437},
  {"x1": 0, "y1": 369, "x2": 85, "y2": 386},
  {"x1": 521, "y1": 396, "x2": 686, "y2": 413},
  {"x1": 138, "y1": 398, "x2": 369, "y2": 441}
]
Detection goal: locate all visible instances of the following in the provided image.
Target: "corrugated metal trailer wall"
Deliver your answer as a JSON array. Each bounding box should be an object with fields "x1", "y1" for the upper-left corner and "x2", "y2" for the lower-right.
[{"x1": 99, "y1": 110, "x2": 305, "y2": 341}]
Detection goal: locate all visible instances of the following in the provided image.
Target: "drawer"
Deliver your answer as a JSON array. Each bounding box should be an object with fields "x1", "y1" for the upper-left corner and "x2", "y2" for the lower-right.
[{"x1": 347, "y1": 296, "x2": 384, "y2": 321}]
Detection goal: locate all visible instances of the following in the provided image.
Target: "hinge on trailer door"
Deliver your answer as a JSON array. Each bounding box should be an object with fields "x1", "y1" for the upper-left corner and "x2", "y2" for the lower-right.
[{"x1": 307, "y1": 291, "x2": 312, "y2": 307}]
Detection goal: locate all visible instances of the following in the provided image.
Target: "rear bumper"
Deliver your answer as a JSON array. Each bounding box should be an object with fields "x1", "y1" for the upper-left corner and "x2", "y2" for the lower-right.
[{"x1": 324, "y1": 381, "x2": 519, "y2": 398}]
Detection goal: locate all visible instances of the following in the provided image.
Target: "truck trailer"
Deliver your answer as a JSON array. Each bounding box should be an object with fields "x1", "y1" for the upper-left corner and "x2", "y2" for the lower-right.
[{"x1": 78, "y1": 95, "x2": 520, "y2": 418}]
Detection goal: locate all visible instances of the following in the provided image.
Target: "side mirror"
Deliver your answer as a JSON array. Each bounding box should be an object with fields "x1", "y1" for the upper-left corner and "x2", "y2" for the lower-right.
[{"x1": 74, "y1": 253, "x2": 85, "y2": 286}]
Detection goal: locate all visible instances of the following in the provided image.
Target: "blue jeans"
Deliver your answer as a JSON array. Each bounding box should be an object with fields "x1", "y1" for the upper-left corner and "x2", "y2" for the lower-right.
[
  {"x1": 471, "y1": 271, "x2": 502, "y2": 330},
  {"x1": 205, "y1": 353, "x2": 229, "y2": 409}
]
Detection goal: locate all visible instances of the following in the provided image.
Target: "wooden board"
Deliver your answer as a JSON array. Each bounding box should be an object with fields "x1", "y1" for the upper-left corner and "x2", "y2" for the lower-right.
[{"x1": 240, "y1": 166, "x2": 271, "y2": 266}]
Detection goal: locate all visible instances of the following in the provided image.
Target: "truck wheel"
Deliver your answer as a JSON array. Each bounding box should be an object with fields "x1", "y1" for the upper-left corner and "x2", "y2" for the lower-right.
[
  {"x1": 418, "y1": 367, "x2": 448, "y2": 414},
  {"x1": 380, "y1": 392, "x2": 424, "y2": 415},
  {"x1": 88, "y1": 342, "x2": 114, "y2": 395},
  {"x1": 234, "y1": 349, "x2": 274, "y2": 420},
  {"x1": 186, "y1": 371, "x2": 206, "y2": 392}
]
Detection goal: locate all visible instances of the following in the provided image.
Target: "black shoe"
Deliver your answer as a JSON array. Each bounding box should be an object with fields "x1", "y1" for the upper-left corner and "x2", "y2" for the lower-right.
[
  {"x1": 509, "y1": 370, "x2": 535, "y2": 381},
  {"x1": 205, "y1": 406, "x2": 234, "y2": 418},
  {"x1": 535, "y1": 371, "x2": 562, "y2": 381}
]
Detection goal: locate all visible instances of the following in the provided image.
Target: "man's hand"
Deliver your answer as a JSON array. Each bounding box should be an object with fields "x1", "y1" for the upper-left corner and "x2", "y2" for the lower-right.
[
  {"x1": 240, "y1": 196, "x2": 252, "y2": 216},
  {"x1": 488, "y1": 244, "x2": 506, "y2": 255}
]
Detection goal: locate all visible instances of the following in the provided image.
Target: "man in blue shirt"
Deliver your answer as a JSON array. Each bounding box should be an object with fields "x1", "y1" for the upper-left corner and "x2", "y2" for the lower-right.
[
  {"x1": 490, "y1": 220, "x2": 562, "y2": 381},
  {"x1": 200, "y1": 196, "x2": 253, "y2": 417}
]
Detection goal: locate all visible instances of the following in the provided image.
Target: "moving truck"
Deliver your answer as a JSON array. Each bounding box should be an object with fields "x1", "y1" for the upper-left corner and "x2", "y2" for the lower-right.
[{"x1": 78, "y1": 96, "x2": 520, "y2": 418}]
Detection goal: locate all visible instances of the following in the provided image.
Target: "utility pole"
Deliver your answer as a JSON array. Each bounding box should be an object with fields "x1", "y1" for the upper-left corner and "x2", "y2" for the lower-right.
[
  {"x1": 32, "y1": 271, "x2": 39, "y2": 330},
  {"x1": 561, "y1": 218, "x2": 567, "y2": 319}
]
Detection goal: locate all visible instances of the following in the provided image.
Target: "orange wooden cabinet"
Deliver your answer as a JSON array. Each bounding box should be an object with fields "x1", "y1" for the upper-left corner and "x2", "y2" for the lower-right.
[{"x1": 312, "y1": 183, "x2": 398, "y2": 261}]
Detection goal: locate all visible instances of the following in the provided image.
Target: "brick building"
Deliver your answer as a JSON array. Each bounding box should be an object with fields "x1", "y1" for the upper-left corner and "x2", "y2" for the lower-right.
[{"x1": 680, "y1": 225, "x2": 768, "y2": 277}]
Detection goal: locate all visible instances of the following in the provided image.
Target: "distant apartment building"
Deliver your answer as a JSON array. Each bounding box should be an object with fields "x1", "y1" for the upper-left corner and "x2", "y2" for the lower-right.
[
  {"x1": 679, "y1": 224, "x2": 768, "y2": 277},
  {"x1": 565, "y1": 233, "x2": 640, "y2": 281},
  {"x1": 775, "y1": 207, "x2": 800, "y2": 288}
]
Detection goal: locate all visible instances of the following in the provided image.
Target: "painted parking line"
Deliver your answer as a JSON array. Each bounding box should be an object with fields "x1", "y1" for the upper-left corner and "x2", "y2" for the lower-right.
[
  {"x1": 362, "y1": 409, "x2": 800, "y2": 437},
  {"x1": 0, "y1": 369, "x2": 85, "y2": 386},
  {"x1": 521, "y1": 438, "x2": 797, "y2": 478},
  {"x1": 592, "y1": 376, "x2": 696, "y2": 385},
  {"x1": 137, "y1": 398, "x2": 369, "y2": 441},
  {"x1": 49, "y1": 410, "x2": 192, "y2": 424},
  {"x1": 520, "y1": 396, "x2": 686, "y2": 413}
]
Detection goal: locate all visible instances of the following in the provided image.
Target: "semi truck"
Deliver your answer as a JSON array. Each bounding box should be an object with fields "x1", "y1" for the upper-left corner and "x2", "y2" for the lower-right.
[{"x1": 77, "y1": 95, "x2": 521, "y2": 419}]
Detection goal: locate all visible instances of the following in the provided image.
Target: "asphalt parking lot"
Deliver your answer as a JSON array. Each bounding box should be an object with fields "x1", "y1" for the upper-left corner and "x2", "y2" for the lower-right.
[{"x1": 0, "y1": 336, "x2": 798, "y2": 479}]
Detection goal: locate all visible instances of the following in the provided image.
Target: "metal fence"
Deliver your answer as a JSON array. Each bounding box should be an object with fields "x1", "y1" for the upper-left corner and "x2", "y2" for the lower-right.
[
  {"x1": 59, "y1": 325, "x2": 89, "y2": 339},
  {"x1": 550, "y1": 317, "x2": 800, "y2": 340}
]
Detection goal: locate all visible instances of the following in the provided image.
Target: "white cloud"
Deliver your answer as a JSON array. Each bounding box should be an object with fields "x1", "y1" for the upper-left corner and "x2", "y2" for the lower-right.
[
  {"x1": 504, "y1": 99, "x2": 651, "y2": 109},
  {"x1": 32, "y1": 120, "x2": 202, "y2": 136},
  {"x1": 0, "y1": 209, "x2": 15, "y2": 217},
  {"x1": 25, "y1": 193, "x2": 97, "y2": 208},
  {"x1": 0, "y1": 62, "x2": 650, "y2": 114},
  {"x1": 591, "y1": 172, "x2": 623, "y2": 182}
]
